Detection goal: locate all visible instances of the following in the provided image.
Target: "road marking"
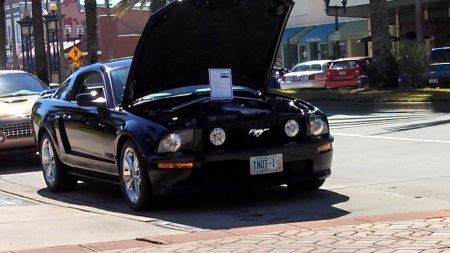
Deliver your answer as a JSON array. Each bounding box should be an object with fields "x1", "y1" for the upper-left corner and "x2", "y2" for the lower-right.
[{"x1": 333, "y1": 133, "x2": 450, "y2": 144}]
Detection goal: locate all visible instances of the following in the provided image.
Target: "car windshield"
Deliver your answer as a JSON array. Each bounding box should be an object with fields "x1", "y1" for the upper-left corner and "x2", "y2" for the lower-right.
[
  {"x1": 292, "y1": 64, "x2": 322, "y2": 72},
  {"x1": 429, "y1": 49, "x2": 450, "y2": 64},
  {"x1": 110, "y1": 66, "x2": 131, "y2": 103},
  {"x1": 332, "y1": 60, "x2": 357, "y2": 69},
  {"x1": 138, "y1": 85, "x2": 251, "y2": 102},
  {"x1": 0, "y1": 73, "x2": 48, "y2": 98}
]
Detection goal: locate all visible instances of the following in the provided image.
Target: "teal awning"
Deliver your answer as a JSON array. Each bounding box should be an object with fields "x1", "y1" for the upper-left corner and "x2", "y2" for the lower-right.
[
  {"x1": 281, "y1": 27, "x2": 304, "y2": 44},
  {"x1": 289, "y1": 26, "x2": 316, "y2": 44},
  {"x1": 298, "y1": 23, "x2": 343, "y2": 43},
  {"x1": 328, "y1": 19, "x2": 369, "y2": 41}
]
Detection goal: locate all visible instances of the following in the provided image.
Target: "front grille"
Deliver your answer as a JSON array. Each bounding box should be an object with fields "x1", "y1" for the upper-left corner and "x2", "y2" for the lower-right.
[
  {"x1": 202, "y1": 117, "x2": 307, "y2": 151},
  {"x1": 1, "y1": 122, "x2": 33, "y2": 139}
]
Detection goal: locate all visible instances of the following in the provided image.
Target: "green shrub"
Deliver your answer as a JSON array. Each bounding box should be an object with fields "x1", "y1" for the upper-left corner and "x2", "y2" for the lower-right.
[{"x1": 397, "y1": 41, "x2": 428, "y2": 86}]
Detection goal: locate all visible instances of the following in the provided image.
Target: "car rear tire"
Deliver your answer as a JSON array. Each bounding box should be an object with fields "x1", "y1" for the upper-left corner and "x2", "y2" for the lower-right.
[
  {"x1": 120, "y1": 140, "x2": 155, "y2": 211},
  {"x1": 287, "y1": 179, "x2": 325, "y2": 191},
  {"x1": 40, "y1": 133, "x2": 77, "y2": 192}
]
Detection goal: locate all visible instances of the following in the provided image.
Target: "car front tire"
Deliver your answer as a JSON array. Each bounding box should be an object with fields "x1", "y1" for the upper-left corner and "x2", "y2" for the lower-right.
[
  {"x1": 120, "y1": 140, "x2": 155, "y2": 211},
  {"x1": 40, "y1": 133, "x2": 77, "y2": 192}
]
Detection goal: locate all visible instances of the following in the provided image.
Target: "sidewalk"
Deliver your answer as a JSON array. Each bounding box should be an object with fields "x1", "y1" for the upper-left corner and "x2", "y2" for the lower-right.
[{"x1": 8, "y1": 210, "x2": 450, "y2": 252}]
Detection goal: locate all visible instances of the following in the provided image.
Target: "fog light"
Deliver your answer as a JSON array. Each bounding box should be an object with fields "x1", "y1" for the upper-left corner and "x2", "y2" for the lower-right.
[
  {"x1": 157, "y1": 162, "x2": 193, "y2": 169},
  {"x1": 284, "y1": 119, "x2": 299, "y2": 137},
  {"x1": 209, "y1": 127, "x2": 226, "y2": 146},
  {"x1": 0, "y1": 134, "x2": 5, "y2": 143},
  {"x1": 318, "y1": 143, "x2": 332, "y2": 153}
]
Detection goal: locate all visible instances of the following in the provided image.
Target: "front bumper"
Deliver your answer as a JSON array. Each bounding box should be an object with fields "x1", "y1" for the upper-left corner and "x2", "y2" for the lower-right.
[{"x1": 147, "y1": 137, "x2": 333, "y2": 194}]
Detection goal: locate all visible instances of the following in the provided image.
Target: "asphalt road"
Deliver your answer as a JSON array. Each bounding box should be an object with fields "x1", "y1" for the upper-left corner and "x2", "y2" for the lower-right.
[{"x1": 1, "y1": 111, "x2": 450, "y2": 251}]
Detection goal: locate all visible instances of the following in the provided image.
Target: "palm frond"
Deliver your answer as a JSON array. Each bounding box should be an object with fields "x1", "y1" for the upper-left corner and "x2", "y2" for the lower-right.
[{"x1": 113, "y1": 0, "x2": 150, "y2": 18}]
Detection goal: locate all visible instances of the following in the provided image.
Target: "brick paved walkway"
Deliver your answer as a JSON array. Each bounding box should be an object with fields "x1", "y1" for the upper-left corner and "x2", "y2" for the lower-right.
[{"x1": 8, "y1": 210, "x2": 450, "y2": 253}]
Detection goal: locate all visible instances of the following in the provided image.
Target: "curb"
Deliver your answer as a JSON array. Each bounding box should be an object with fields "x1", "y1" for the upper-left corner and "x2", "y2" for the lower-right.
[{"x1": 7, "y1": 209, "x2": 450, "y2": 253}]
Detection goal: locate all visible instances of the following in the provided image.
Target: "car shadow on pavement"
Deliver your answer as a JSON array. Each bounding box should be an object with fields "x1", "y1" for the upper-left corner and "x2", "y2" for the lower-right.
[
  {"x1": 0, "y1": 153, "x2": 40, "y2": 175},
  {"x1": 37, "y1": 181, "x2": 350, "y2": 230}
]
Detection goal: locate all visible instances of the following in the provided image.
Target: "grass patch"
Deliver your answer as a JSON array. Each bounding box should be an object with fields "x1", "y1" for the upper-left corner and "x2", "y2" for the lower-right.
[{"x1": 273, "y1": 88, "x2": 450, "y2": 103}]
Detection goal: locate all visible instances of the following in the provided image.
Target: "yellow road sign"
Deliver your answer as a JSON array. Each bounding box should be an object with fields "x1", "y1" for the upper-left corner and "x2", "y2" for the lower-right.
[
  {"x1": 72, "y1": 61, "x2": 80, "y2": 67},
  {"x1": 69, "y1": 46, "x2": 82, "y2": 61}
]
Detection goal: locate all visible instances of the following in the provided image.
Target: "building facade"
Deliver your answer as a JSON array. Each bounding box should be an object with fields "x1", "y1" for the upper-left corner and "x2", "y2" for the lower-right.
[{"x1": 280, "y1": 0, "x2": 450, "y2": 69}]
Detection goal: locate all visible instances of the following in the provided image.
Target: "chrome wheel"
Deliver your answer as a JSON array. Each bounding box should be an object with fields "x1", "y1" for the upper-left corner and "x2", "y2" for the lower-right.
[
  {"x1": 122, "y1": 146, "x2": 142, "y2": 204},
  {"x1": 120, "y1": 140, "x2": 154, "y2": 211},
  {"x1": 40, "y1": 133, "x2": 77, "y2": 192},
  {"x1": 41, "y1": 138, "x2": 56, "y2": 186}
]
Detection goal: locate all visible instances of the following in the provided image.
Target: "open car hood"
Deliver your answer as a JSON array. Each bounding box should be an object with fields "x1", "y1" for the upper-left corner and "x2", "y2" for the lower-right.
[{"x1": 123, "y1": 0, "x2": 294, "y2": 107}]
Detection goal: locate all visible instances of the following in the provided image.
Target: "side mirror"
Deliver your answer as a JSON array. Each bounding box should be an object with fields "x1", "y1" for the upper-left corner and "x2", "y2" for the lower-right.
[
  {"x1": 76, "y1": 93, "x2": 107, "y2": 107},
  {"x1": 39, "y1": 88, "x2": 58, "y2": 97}
]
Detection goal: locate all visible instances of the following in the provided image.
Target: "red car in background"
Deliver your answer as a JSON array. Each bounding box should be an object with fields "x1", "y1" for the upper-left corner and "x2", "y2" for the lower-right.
[{"x1": 325, "y1": 56, "x2": 371, "y2": 89}]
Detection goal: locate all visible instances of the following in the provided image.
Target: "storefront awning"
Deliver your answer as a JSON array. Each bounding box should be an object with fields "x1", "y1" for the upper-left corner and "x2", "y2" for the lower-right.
[
  {"x1": 328, "y1": 19, "x2": 369, "y2": 41},
  {"x1": 289, "y1": 26, "x2": 316, "y2": 44},
  {"x1": 298, "y1": 23, "x2": 343, "y2": 43},
  {"x1": 281, "y1": 27, "x2": 304, "y2": 44}
]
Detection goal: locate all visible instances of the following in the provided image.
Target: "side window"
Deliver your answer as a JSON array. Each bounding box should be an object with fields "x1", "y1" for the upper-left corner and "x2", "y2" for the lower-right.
[
  {"x1": 54, "y1": 78, "x2": 71, "y2": 100},
  {"x1": 66, "y1": 71, "x2": 105, "y2": 102}
]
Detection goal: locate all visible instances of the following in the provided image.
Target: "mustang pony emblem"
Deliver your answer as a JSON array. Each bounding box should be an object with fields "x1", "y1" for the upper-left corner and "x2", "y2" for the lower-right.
[{"x1": 249, "y1": 128, "x2": 270, "y2": 137}]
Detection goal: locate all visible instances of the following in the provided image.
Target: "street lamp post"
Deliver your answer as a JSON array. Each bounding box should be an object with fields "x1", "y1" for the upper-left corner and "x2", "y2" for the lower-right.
[
  {"x1": 324, "y1": 0, "x2": 347, "y2": 59},
  {"x1": 65, "y1": 24, "x2": 84, "y2": 45},
  {"x1": 44, "y1": 4, "x2": 61, "y2": 83},
  {"x1": 16, "y1": 10, "x2": 33, "y2": 73}
]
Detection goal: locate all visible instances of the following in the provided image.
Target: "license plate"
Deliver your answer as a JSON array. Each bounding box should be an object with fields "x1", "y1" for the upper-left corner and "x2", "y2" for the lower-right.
[
  {"x1": 429, "y1": 79, "x2": 438, "y2": 84},
  {"x1": 339, "y1": 70, "x2": 346, "y2": 75},
  {"x1": 250, "y1": 154, "x2": 283, "y2": 175}
]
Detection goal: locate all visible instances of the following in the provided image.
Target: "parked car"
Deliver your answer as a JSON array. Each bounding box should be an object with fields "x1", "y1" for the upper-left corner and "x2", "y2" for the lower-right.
[
  {"x1": 0, "y1": 70, "x2": 55, "y2": 156},
  {"x1": 325, "y1": 56, "x2": 371, "y2": 89},
  {"x1": 280, "y1": 60, "x2": 332, "y2": 89},
  {"x1": 426, "y1": 47, "x2": 450, "y2": 87},
  {"x1": 31, "y1": 0, "x2": 334, "y2": 211}
]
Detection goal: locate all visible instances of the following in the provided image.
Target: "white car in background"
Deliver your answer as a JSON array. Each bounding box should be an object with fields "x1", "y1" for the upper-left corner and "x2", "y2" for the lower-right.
[{"x1": 281, "y1": 60, "x2": 332, "y2": 89}]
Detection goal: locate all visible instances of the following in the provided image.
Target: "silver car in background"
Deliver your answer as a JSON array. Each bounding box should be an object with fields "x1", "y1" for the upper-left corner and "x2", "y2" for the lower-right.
[
  {"x1": 0, "y1": 70, "x2": 51, "y2": 156},
  {"x1": 280, "y1": 60, "x2": 332, "y2": 89}
]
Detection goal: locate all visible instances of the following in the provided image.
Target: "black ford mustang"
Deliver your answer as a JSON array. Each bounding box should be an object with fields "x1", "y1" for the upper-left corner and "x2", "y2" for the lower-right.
[{"x1": 31, "y1": 0, "x2": 334, "y2": 211}]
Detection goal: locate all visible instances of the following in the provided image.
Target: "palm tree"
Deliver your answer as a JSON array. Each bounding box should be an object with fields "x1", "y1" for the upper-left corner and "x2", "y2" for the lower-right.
[
  {"x1": 85, "y1": 0, "x2": 98, "y2": 64},
  {"x1": 367, "y1": 0, "x2": 399, "y2": 88},
  {"x1": 0, "y1": 0, "x2": 7, "y2": 70},
  {"x1": 113, "y1": 0, "x2": 167, "y2": 17},
  {"x1": 32, "y1": 0, "x2": 49, "y2": 84}
]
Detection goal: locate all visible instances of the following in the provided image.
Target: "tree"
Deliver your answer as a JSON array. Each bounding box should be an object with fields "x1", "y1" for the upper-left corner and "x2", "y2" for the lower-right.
[
  {"x1": 367, "y1": 0, "x2": 399, "y2": 89},
  {"x1": 32, "y1": 0, "x2": 49, "y2": 84},
  {"x1": 85, "y1": 0, "x2": 98, "y2": 64},
  {"x1": 0, "y1": 0, "x2": 6, "y2": 70},
  {"x1": 113, "y1": 0, "x2": 167, "y2": 17}
]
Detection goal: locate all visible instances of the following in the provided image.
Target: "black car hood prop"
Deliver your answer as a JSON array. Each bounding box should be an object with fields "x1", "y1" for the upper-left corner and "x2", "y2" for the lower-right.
[{"x1": 123, "y1": 0, "x2": 294, "y2": 107}]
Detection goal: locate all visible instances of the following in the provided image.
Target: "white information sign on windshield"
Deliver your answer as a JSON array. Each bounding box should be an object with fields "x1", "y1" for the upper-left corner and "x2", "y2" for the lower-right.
[{"x1": 209, "y1": 69, "x2": 233, "y2": 100}]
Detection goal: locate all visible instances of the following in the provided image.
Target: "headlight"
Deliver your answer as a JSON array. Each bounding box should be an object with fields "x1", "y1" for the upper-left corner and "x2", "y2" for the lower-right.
[
  {"x1": 309, "y1": 116, "x2": 329, "y2": 135},
  {"x1": 209, "y1": 127, "x2": 226, "y2": 146},
  {"x1": 157, "y1": 130, "x2": 194, "y2": 153},
  {"x1": 284, "y1": 119, "x2": 299, "y2": 137},
  {"x1": 161, "y1": 133, "x2": 181, "y2": 152}
]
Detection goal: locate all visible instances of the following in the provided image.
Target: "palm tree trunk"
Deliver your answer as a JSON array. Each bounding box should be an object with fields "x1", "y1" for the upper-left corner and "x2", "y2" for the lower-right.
[
  {"x1": 85, "y1": 0, "x2": 98, "y2": 64},
  {"x1": 368, "y1": 0, "x2": 398, "y2": 88},
  {"x1": 32, "y1": 0, "x2": 49, "y2": 84},
  {"x1": 0, "y1": 0, "x2": 7, "y2": 70}
]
